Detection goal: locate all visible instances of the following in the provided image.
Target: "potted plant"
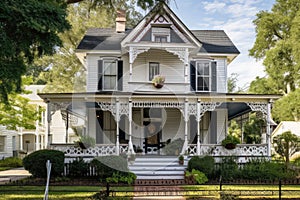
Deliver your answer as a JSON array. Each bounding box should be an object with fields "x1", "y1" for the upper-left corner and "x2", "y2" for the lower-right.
[
  {"x1": 136, "y1": 146, "x2": 143, "y2": 155},
  {"x1": 151, "y1": 74, "x2": 165, "y2": 88},
  {"x1": 179, "y1": 155, "x2": 184, "y2": 165},
  {"x1": 75, "y1": 135, "x2": 96, "y2": 149},
  {"x1": 221, "y1": 134, "x2": 240, "y2": 150}
]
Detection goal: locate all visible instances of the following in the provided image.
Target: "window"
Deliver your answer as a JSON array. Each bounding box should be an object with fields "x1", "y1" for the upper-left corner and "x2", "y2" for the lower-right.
[
  {"x1": 154, "y1": 35, "x2": 168, "y2": 42},
  {"x1": 98, "y1": 59, "x2": 123, "y2": 91},
  {"x1": 190, "y1": 60, "x2": 217, "y2": 92},
  {"x1": 196, "y1": 61, "x2": 210, "y2": 91},
  {"x1": 149, "y1": 62, "x2": 160, "y2": 81},
  {"x1": 0, "y1": 136, "x2": 5, "y2": 152}
]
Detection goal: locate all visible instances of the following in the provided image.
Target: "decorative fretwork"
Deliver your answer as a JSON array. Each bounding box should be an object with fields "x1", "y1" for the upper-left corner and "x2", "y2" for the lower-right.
[
  {"x1": 199, "y1": 102, "x2": 221, "y2": 118},
  {"x1": 119, "y1": 144, "x2": 128, "y2": 154},
  {"x1": 165, "y1": 48, "x2": 188, "y2": 64},
  {"x1": 98, "y1": 102, "x2": 117, "y2": 119},
  {"x1": 50, "y1": 102, "x2": 70, "y2": 113},
  {"x1": 188, "y1": 103, "x2": 197, "y2": 117},
  {"x1": 246, "y1": 102, "x2": 268, "y2": 117},
  {"x1": 133, "y1": 101, "x2": 184, "y2": 109},
  {"x1": 129, "y1": 47, "x2": 150, "y2": 63},
  {"x1": 119, "y1": 103, "x2": 129, "y2": 117}
]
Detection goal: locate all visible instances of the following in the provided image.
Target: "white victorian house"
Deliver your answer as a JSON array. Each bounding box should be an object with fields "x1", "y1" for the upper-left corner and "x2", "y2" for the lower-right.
[{"x1": 39, "y1": 3, "x2": 280, "y2": 162}]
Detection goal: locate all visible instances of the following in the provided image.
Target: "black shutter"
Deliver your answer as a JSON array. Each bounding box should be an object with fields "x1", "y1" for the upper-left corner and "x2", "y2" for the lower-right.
[
  {"x1": 211, "y1": 61, "x2": 217, "y2": 92},
  {"x1": 190, "y1": 61, "x2": 196, "y2": 91},
  {"x1": 97, "y1": 60, "x2": 103, "y2": 91},
  {"x1": 117, "y1": 60, "x2": 123, "y2": 91}
]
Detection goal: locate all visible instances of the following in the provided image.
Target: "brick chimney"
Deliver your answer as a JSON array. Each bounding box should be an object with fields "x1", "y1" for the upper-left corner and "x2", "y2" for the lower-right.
[{"x1": 116, "y1": 9, "x2": 126, "y2": 33}]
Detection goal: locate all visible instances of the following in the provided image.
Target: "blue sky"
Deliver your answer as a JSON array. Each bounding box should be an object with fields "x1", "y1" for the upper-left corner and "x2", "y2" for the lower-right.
[{"x1": 165, "y1": 0, "x2": 275, "y2": 89}]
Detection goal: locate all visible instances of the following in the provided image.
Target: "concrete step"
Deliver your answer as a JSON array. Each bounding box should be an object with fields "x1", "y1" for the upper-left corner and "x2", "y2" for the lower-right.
[{"x1": 129, "y1": 156, "x2": 187, "y2": 180}]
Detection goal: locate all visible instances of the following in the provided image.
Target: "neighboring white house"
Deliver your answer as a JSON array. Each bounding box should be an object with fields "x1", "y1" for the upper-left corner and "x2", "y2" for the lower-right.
[
  {"x1": 272, "y1": 121, "x2": 300, "y2": 159},
  {"x1": 39, "y1": 3, "x2": 280, "y2": 162},
  {"x1": 0, "y1": 85, "x2": 76, "y2": 158}
]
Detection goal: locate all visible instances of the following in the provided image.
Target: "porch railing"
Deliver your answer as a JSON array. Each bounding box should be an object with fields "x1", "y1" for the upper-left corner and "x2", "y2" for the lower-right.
[
  {"x1": 187, "y1": 144, "x2": 268, "y2": 163},
  {"x1": 51, "y1": 144, "x2": 128, "y2": 158}
]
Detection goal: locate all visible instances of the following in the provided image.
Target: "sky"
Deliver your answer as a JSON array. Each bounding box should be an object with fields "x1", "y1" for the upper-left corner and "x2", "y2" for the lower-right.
[{"x1": 162, "y1": 0, "x2": 276, "y2": 89}]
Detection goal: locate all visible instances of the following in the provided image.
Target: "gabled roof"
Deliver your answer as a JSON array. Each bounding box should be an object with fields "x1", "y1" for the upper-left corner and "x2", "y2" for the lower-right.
[
  {"x1": 77, "y1": 28, "x2": 239, "y2": 54},
  {"x1": 77, "y1": 28, "x2": 131, "y2": 51},
  {"x1": 192, "y1": 30, "x2": 240, "y2": 54},
  {"x1": 76, "y1": 3, "x2": 239, "y2": 55}
]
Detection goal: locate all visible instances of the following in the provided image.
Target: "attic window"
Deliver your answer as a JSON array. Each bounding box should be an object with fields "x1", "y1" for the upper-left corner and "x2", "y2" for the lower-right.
[{"x1": 152, "y1": 27, "x2": 170, "y2": 43}]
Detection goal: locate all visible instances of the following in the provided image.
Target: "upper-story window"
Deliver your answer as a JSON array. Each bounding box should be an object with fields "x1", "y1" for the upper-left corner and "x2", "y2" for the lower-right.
[
  {"x1": 190, "y1": 60, "x2": 217, "y2": 92},
  {"x1": 98, "y1": 59, "x2": 123, "y2": 91},
  {"x1": 152, "y1": 27, "x2": 170, "y2": 43},
  {"x1": 149, "y1": 62, "x2": 160, "y2": 81},
  {"x1": 196, "y1": 61, "x2": 210, "y2": 91}
]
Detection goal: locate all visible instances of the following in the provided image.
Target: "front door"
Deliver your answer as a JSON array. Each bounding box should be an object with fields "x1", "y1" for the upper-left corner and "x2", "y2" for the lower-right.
[{"x1": 143, "y1": 108, "x2": 162, "y2": 154}]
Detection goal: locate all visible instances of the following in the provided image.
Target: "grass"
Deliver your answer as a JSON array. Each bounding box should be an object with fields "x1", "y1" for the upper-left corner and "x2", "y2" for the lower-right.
[
  {"x1": 0, "y1": 185, "x2": 300, "y2": 200},
  {"x1": 0, "y1": 185, "x2": 134, "y2": 200}
]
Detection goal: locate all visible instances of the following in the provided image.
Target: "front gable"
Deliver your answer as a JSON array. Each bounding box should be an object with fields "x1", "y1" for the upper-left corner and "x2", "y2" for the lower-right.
[{"x1": 121, "y1": 3, "x2": 201, "y2": 48}]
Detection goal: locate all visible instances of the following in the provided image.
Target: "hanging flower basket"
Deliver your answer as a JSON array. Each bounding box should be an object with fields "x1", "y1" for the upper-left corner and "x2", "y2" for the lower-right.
[{"x1": 152, "y1": 75, "x2": 165, "y2": 89}]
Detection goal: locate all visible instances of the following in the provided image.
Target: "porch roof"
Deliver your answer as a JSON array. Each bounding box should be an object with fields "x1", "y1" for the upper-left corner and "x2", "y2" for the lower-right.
[{"x1": 38, "y1": 92, "x2": 281, "y2": 120}]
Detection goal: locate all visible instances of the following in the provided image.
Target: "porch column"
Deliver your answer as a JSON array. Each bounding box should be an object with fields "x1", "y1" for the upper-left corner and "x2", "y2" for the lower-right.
[
  {"x1": 196, "y1": 99, "x2": 201, "y2": 155},
  {"x1": 182, "y1": 99, "x2": 189, "y2": 154},
  {"x1": 128, "y1": 99, "x2": 135, "y2": 154},
  {"x1": 35, "y1": 119, "x2": 40, "y2": 150},
  {"x1": 115, "y1": 99, "x2": 120, "y2": 155},
  {"x1": 46, "y1": 101, "x2": 51, "y2": 148},
  {"x1": 267, "y1": 101, "x2": 272, "y2": 158},
  {"x1": 19, "y1": 127, "x2": 23, "y2": 151}
]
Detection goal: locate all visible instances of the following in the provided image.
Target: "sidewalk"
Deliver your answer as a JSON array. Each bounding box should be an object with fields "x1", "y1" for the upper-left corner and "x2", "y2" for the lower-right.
[{"x1": 0, "y1": 167, "x2": 31, "y2": 184}]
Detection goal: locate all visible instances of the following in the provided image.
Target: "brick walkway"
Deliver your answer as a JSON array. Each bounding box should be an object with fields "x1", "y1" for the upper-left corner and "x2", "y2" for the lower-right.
[{"x1": 133, "y1": 185, "x2": 185, "y2": 200}]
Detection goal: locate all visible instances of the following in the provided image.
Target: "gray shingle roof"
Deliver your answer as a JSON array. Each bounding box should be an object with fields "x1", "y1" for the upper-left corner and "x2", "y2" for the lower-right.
[
  {"x1": 77, "y1": 28, "x2": 239, "y2": 54},
  {"x1": 191, "y1": 30, "x2": 240, "y2": 54},
  {"x1": 77, "y1": 28, "x2": 131, "y2": 51}
]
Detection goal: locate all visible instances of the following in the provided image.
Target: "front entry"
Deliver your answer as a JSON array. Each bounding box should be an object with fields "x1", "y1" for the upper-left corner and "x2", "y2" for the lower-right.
[{"x1": 143, "y1": 108, "x2": 162, "y2": 154}]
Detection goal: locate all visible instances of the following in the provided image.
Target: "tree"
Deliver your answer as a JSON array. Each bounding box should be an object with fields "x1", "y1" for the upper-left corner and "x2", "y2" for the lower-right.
[
  {"x1": 272, "y1": 88, "x2": 300, "y2": 122},
  {"x1": 35, "y1": 1, "x2": 143, "y2": 92},
  {"x1": 0, "y1": 0, "x2": 70, "y2": 103},
  {"x1": 248, "y1": 76, "x2": 280, "y2": 94},
  {"x1": 273, "y1": 131, "x2": 300, "y2": 166},
  {"x1": 243, "y1": 113, "x2": 265, "y2": 144},
  {"x1": 249, "y1": 0, "x2": 300, "y2": 94}
]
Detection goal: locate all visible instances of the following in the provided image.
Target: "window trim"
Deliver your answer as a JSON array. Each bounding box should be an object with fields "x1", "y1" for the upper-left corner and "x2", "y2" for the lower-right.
[
  {"x1": 99, "y1": 59, "x2": 118, "y2": 91},
  {"x1": 196, "y1": 60, "x2": 211, "y2": 92},
  {"x1": 149, "y1": 62, "x2": 160, "y2": 81}
]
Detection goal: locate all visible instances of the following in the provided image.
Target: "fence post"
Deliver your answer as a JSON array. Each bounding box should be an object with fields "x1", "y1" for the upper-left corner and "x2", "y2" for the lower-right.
[
  {"x1": 279, "y1": 179, "x2": 282, "y2": 200},
  {"x1": 219, "y1": 176, "x2": 222, "y2": 191},
  {"x1": 106, "y1": 182, "x2": 110, "y2": 197}
]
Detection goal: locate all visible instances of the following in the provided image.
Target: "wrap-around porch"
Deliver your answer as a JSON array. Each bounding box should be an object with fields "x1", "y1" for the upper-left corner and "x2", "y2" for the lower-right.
[{"x1": 41, "y1": 93, "x2": 279, "y2": 162}]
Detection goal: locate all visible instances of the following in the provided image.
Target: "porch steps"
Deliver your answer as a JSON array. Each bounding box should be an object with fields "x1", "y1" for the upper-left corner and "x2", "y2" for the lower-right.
[{"x1": 129, "y1": 156, "x2": 187, "y2": 180}]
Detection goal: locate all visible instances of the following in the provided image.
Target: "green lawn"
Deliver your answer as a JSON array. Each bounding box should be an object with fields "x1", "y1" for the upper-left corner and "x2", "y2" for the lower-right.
[{"x1": 0, "y1": 185, "x2": 299, "y2": 200}]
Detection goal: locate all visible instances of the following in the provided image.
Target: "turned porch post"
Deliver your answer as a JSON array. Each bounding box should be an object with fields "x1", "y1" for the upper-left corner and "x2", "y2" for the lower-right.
[
  {"x1": 267, "y1": 101, "x2": 272, "y2": 158},
  {"x1": 46, "y1": 101, "x2": 51, "y2": 148},
  {"x1": 196, "y1": 99, "x2": 201, "y2": 155},
  {"x1": 115, "y1": 99, "x2": 120, "y2": 155},
  {"x1": 128, "y1": 99, "x2": 135, "y2": 154},
  {"x1": 182, "y1": 99, "x2": 189, "y2": 154}
]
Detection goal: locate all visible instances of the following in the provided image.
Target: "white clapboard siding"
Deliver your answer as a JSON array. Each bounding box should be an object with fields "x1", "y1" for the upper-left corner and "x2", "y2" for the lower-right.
[{"x1": 216, "y1": 58, "x2": 227, "y2": 93}]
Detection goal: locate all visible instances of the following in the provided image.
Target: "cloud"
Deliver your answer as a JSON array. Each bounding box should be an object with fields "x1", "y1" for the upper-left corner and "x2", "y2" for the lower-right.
[{"x1": 202, "y1": 1, "x2": 226, "y2": 12}]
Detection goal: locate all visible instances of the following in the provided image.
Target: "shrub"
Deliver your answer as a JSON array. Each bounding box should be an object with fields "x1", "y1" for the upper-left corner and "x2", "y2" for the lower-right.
[
  {"x1": 68, "y1": 157, "x2": 89, "y2": 177},
  {"x1": 221, "y1": 135, "x2": 240, "y2": 149},
  {"x1": 185, "y1": 169, "x2": 208, "y2": 184},
  {"x1": 218, "y1": 157, "x2": 239, "y2": 181},
  {"x1": 0, "y1": 157, "x2": 22, "y2": 168},
  {"x1": 241, "y1": 159, "x2": 296, "y2": 180},
  {"x1": 23, "y1": 149, "x2": 64, "y2": 178},
  {"x1": 187, "y1": 156, "x2": 215, "y2": 178},
  {"x1": 91, "y1": 155, "x2": 129, "y2": 180},
  {"x1": 106, "y1": 171, "x2": 136, "y2": 184}
]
